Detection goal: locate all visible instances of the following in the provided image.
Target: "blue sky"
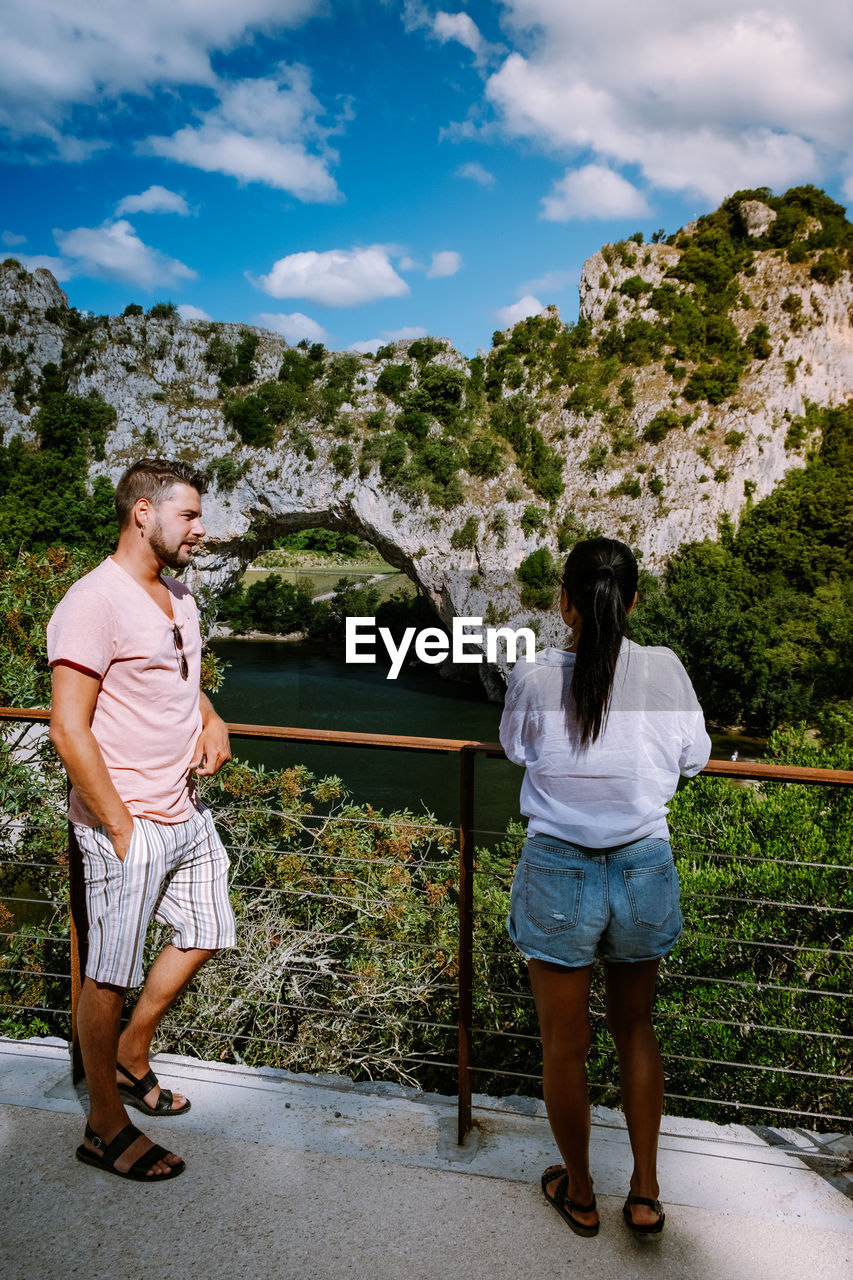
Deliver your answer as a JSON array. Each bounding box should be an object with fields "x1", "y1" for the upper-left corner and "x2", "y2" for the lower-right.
[{"x1": 2, "y1": 1, "x2": 851, "y2": 355}]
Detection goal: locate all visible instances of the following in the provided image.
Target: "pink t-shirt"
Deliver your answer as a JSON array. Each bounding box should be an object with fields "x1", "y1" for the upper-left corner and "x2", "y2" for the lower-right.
[{"x1": 46, "y1": 556, "x2": 203, "y2": 825}]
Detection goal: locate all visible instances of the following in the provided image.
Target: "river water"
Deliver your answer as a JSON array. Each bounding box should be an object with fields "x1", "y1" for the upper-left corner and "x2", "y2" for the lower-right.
[{"x1": 209, "y1": 639, "x2": 763, "y2": 839}]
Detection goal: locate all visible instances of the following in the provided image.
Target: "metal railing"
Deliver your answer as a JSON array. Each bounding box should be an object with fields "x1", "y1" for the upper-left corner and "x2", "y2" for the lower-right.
[{"x1": 1, "y1": 705, "x2": 851, "y2": 1143}]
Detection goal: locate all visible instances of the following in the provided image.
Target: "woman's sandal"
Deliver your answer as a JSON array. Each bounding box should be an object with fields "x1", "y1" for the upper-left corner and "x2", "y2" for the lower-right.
[
  {"x1": 541, "y1": 1165, "x2": 599, "y2": 1238},
  {"x1": 117, "y1": 1061, "x2": 191, "y2": 1116},
  {"x1": 76, "y1": 1122, "x2": 185, "y2": 1181},
  {"x1": 622, "y1": 1194, "x2": 665, "y2": 1235}
]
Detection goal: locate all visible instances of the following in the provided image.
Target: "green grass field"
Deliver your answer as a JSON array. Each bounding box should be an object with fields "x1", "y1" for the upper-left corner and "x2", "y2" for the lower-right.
[{"x1": 241, "y1": 566, "x2": 415, "y2": 603}]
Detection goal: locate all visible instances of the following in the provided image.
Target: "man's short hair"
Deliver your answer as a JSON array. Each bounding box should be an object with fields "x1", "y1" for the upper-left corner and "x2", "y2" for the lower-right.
[{"x1": 115, "y1": 458, "x2": 208, "y2": 528}]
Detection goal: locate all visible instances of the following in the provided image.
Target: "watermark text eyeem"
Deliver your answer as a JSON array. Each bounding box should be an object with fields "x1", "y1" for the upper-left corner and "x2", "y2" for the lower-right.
[{"x1": 346, "y1": 617, "x2": 536, "y2": 679}]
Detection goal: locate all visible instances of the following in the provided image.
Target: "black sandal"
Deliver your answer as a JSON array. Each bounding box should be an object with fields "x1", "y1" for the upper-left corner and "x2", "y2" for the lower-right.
[
  {"x1": 76, "y1": 1122, "x2": 185, "y2": 1181},
  {"x1": 623, "y1": 1194, "x2": 665, "y2": 1235},
  {"x1": 117, "y1": 1062, "x2": 191, "y2": 1116},
  {"x1": 541, "y1": 1166, "x2": 599, "y2": 1238}
]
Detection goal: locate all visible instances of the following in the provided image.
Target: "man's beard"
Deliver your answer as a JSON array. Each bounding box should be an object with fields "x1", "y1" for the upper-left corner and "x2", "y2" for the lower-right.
[{"x1": 149, "y1": 519, "x2": 194, "y2": 570}]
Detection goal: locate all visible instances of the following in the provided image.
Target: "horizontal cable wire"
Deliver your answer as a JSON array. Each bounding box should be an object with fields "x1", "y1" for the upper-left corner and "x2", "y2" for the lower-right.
[
  {"x1": 673, "y1": 848, "x2": 853, "y2": 873},
  {"x1": 663, "y1": 1092, "x2": 853, "y2": 1125},
  {"x1": 660, "y1": 1053, "x2": 850, "y2": 1083},
  {"x1": 683, "y1": 891, "x2": 853, "y2": 915},
  {"x1": 237, "y1": 997, "x2": 457, "y2": 1036},
  {"x1": 0, "y1": 967, "x2": 70, "y2": 982},
  {"x1": 682, "y1": 931, "x2": 848, "y2": 957},
  {"x1": 0, "y1": 930, "x2": 69, "y2": 944},
  {"x1": 662, "y1": 972, "x2": 853, "y2": 1000}
]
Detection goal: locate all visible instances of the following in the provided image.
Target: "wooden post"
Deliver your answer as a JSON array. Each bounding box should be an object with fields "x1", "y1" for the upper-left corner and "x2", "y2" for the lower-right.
[
  {"x1": 67, "y1": 821, "x2": 87, "y2": 1084},
  {"x1": 457, "y1": 748, "x2": 475, "y2": 1144}
]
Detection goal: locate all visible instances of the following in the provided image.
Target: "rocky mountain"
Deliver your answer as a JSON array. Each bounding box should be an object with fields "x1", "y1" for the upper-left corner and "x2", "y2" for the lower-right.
[{"x1": 2, "y1": 188, "x2": 852, "y2": 687}]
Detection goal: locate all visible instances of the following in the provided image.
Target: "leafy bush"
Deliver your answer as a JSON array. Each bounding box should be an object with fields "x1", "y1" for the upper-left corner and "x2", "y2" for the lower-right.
[
  {"x1": 516, "y1": 547, "x2": 560, "y2": 609},
  {"x1": 223, "y1": 395, "x2": 274, "y2": 447},
  {"x1": 376, "y1": 363, "x2": 412, "y2": 402},
  {"x1": 331, "y1": 443, "x2": 354, "y2": 477},
  {"x1": 466, "y1": 436, "x2": 505, "y2": 478},
  {"x1": 149, "y1": 302, "x2": 177, "y2": 319},
  {"x1": 520, "y1": 505, "x2": 547, "y2": 535},
  {"x1": 450, "y1": 516, "x2": 478, "y2": 550},
  {"x1": 643, "y1": 409, "x2": 681, "y2": 444},
  {"x1": 745, "y1": 323, "x2": 772, "y2": 359}
]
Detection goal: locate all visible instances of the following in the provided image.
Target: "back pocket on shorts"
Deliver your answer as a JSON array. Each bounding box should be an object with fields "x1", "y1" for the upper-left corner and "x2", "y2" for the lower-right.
[
  {"x1": 623, "y1": 860, "x2": 677, "y2": 929},
  {"x1": 523, "y1": 862, "x2": 584, "y2": 934}
]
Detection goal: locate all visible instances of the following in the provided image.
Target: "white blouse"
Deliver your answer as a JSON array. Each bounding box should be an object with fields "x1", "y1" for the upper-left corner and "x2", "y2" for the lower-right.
[{"x1": 499, "y1": 640, "x2": 711, "y2": 848}]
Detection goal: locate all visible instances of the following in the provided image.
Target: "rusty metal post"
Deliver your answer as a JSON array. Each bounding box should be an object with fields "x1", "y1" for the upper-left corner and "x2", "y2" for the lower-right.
[
  {"x1": 67, "y1": 820, "x2": 87, "y2": 1084},
  {"x1": 457, "y1": 747, "x2": 475, "y2": 1144}
]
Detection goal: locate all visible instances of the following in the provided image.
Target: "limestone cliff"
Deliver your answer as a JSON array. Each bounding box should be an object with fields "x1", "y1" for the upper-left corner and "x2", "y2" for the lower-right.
[{"x1": 2, "y1": 191, "x2": 852, "y2": 691}]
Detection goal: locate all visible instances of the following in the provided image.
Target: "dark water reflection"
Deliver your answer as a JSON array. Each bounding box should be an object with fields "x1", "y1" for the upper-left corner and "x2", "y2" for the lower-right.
[
  {"x1": 211, "y1": 638, "x2": 520, "y2": 838},
  {"x1": 210, "y1": 639, "x2": 765, "y2": 837}
]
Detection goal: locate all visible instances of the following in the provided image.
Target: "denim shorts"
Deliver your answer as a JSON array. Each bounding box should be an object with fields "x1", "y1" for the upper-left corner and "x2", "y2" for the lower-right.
[{"x1": 507, "y1": 833, "x2": 683, "y2": 968}]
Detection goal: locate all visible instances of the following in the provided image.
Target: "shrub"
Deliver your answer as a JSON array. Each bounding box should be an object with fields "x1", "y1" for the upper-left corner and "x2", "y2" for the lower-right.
[
  {"x1": 123, "y1": 303, "x2": 144, "y2": 317},
  {"x1": 376, "y1": 363, "x2": 412, "y2": 402},
  {"x1": 331, "y1": 443, "x2": 354, "y2": 477},
  {"x1": 648, "y1": 475, "x2": 664, "y2": 496},
  {"x1": 408, "y1": 337, "x2": 444, "y2": 362},
  {"x1": 418, "y1": 363, "x2": 466, "y2": 424},
  {"x1": 450, "y1": 516, "x2": 478, "y2": 550},
  {"x1": 516, "y1": 547, "x2": 560, "y2": 609},
  {"x1": 466, "y1": 437, "x2": 505, "y2": 478},
  {"x1": 520, "y1": 505, "x2": 548, "y2": 535},
  {"x1": 223, "y1": 395, "x2": 274, "y2": 447},
  {"x1": 745, "y1": 323, "x2": 772, "y2": 359},
  {"x1": 643, "y1": 410, "x2": 681, "y2": 444},
  {"x1": 149, "y1": 301, "x2": 177, "y2": 319},
  {"x1": 585, "y1": 443, "x2": 609, "y2": 470},
  {"x1": 811, "y1": 252, "x2": 843, "y2": 285},
  {"x1": 207, "y1": 456, "x2": 246, "y2": 490},
  {"x1": 610, "y1": 476, "x2": 642, "y2": 498},
  {"x1": 724, "y1": 429, "x2": 746, "y2": 448},
  {"x1": 380, "y1": 433, "x2": 408, "y2": 479},
  {"x1": 619, "y1": 275, "x2": 653, "y2": 299}
]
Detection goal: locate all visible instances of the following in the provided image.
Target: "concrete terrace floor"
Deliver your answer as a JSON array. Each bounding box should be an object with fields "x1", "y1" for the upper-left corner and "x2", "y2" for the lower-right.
[{"x1": 1, "y1": 1038, "x2": 851, "y2": 1280}]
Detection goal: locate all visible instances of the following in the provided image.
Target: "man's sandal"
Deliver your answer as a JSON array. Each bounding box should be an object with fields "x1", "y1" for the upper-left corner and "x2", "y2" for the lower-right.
[
  {"x1": 76, "y1": 1122, "x2": 185, "y2": 1181},
  {"x1": 117, "y1": 1061, "x2": 191, "y2": 1116},
  {"x1": 541, "y1": 1165, "x2": 599, "y2": 1238},
  {"x1": 622, "y1": 1194, "x2": 665, "y2": 1235}
]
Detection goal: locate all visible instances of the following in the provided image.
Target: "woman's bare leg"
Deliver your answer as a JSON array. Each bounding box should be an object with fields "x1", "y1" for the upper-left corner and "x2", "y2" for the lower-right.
[
  {"x1": 528, "y1": 959, "x2": 598, "y2": 1228},
  {"x1": 604, "y1": 958, "x2": 664, "y2": 1227}
]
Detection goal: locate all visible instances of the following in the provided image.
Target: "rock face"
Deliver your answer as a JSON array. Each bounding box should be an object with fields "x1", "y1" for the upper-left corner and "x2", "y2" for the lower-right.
[
  {"x1": 739, "y1": 201, "x2": 778, "y2": 238},
  {"x1": 2, "y1": 232, "x2": 853, "y2": 695}
]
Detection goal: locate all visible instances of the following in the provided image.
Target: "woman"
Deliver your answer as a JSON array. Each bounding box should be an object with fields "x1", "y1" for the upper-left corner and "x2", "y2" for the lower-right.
[{"x1": 499, "y1": 537, "x2": 710, "y2": 1238}]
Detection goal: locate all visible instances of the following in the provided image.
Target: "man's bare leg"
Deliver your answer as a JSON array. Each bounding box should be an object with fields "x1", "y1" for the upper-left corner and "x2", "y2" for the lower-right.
[
  {"x1": 117, "y1": 945, "x2": 214, "y2": 1108},
  {"x1": 77, "y1": 977, "x2": 181, "y2": 1175}
]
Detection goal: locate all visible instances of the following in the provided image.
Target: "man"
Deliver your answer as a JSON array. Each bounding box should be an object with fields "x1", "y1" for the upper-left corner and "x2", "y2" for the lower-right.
[{"x1": 48, "y1": 458, "x2": 236, "y2": 1181}]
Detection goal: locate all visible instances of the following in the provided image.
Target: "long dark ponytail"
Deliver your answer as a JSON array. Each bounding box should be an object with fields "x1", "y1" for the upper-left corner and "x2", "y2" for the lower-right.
[{"x1": 562, "y1": 537, "x2": 638, "y2": 746}]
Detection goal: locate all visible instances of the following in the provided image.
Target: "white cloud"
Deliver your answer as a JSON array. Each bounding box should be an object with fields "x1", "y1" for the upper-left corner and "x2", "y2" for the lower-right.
[
  {"x1": 0, "y1": 1, "x2": 324, "y2": 148},
  {"x1": 475, "y1": 2, "x2": 853, "y2": 203},
  {"x1": 496, "y1": 294, "x2": 544, "y2": 327},
  {"x1": 350, "y1": 324, "x2": 429, "y2": 353},
  {"x1": 843, "y1": 174, "x2": 853, "y2": 203},
  {"x1": 403, "y1": 3, "x2": 503, "y2": 67},
  {"x1": 455, "y1": 161, "x2": 495, "y2": 187},
  {"x1": 116, "y1": 186, "x2": 191, "y2": 217},
  {"x1": 433, "y1": 11, "x2": 485, "y2": 56},
  {"x1": 17, "y1": 253, "x2": 72, "y2": 280},
  {"x1": 177, "y1": 303, "x2": 211, "y2": 322},
  {"x1": 145, "y1": 66, "x2": 341, "y2": 201},
  {"x1": 48, "y1": 220, "x2": 196, "y2": 289},
  {"x1": 520, "y1": 267, "x2": 578, "y2": 296},
  {"x1": 256, "y1": 311, "x2": 328, "y2": 343},
  {"x1": 254, "y1": 246, "x2": 409, "y2": 307},
  {"x1": 398, "y1": 255, "x2": 424, "y2": 271},
  {"x1": 2, "y1": 231, "x2": 27, "y2": 247},
  {"x1": 541, "y1": 164, "x2": 650, "y2": 221},
  {"x1": 427, "y1": 250, "x2": 462, "y2": 278}
]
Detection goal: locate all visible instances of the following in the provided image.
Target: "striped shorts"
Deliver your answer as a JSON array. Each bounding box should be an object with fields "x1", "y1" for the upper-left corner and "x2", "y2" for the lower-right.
[{"x1": 72, "y1": 805, "x2": 237, "y2": 989}]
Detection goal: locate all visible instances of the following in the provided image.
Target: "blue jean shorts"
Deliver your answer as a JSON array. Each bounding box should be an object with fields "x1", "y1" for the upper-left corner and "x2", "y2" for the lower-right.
[{"x1": 507, "y1": 833, "x2": 683, "y2": 968}]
